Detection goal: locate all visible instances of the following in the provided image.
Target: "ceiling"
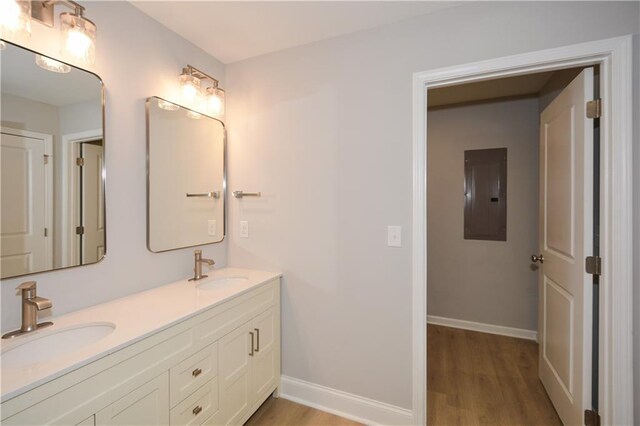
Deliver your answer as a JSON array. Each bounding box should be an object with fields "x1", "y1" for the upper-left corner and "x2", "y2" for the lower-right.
[
  {"x1": 131, "y1": 1, "x2": 461, "y2": 64},
  {"x1": 428, "y1": 71, "x2": 557, "y2": 108},
  {"x1": 1, "y1": 43, "x2": 102, "y2": 106}
]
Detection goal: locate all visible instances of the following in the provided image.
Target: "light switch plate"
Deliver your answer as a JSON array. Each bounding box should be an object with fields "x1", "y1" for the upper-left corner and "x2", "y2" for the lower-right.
[
  {"x1": 240, "y1": 221, "x2": 249, "y2": 238},
  {"x1": 387, "y1": 226, "x2": 402, "y2": 247},
  {"x1": 207, "y1": 220, "x2": 217, "y2": 236}
]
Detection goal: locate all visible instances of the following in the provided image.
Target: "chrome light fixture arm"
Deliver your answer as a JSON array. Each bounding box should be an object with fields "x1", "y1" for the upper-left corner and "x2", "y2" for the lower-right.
[{"x1": 31, "y1": 0, "x2": 87, "y2": 27}]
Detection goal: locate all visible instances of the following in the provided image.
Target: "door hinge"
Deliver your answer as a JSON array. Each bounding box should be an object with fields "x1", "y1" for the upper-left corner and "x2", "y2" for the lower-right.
[
  {"x1": 586, "y1": 99, "x2": 602, "y2": 119},
  {"x1": 586, "y1": 256, "x2": 602, "y2": 276},
  {"x1": 584, "y1": 409, "x2": 601, "y2": 426},
  {"x1": 75, "y1": 226, "x2": 85, "y2": 235},
  {"x1": 44, "y1": 227, "x2": 48, "y2": 237},
  {"x1": 43, "y1": 154, "x2": 50, "y2": 164},
  {"x1": 76, "y1": 157, "x2": 85, "y2": 167}
]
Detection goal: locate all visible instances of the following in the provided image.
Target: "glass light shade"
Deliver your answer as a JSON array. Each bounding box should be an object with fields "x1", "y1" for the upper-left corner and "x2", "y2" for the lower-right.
[
  {"x1": 186, "y1": 110, "x2": 202, "y2": 120},
  {"x1": 206, "y1": 87, "x2": 225, "y2": 117},
  {"x1": 35, "y1": 54, "x2": 71, "y2": 73},
  {"x1": 180, "y1": 74, "x2": 200, "y2": 105},
  {"x1": 60, "y1": 12, "x2": 96, "y2": 65},
  {"x1": 157, "y1": 99, "x2": 180, "y2": 111},
  {"x1": 0, "y1": 0, "x2": 31, "y2": 42}
]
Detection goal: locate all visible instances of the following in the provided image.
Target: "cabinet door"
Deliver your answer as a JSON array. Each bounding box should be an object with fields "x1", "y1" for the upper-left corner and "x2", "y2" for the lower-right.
[
  {"x1": 251, "y1": 306, "x2": 279, "y2": 401},
  {"x1": 96, "y1": 372, "x2": 169, "y2": 426},
  {"x1": 215, "y1": 321, "x2": 253, "y2": 425}
]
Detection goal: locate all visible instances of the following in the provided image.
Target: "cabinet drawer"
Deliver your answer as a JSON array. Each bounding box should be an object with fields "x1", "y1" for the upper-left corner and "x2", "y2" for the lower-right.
[
  {"x1": 170, "y1": 343, "x2": 217, "y2": 407},
  {"x1": 196, "y1": 280, "x2": 277, "y2": 347},
  {"x1": 169, "y1": 379, "x2": 218, "y2": 426}
]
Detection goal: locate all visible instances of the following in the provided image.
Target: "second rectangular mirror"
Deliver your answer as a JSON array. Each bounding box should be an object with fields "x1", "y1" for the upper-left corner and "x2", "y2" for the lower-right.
[{"x1": 146, "y1": 96, "x2": 226, "y2": 252}]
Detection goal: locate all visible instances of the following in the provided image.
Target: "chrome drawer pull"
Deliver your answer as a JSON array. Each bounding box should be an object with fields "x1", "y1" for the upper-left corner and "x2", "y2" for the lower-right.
[
  {"x1": 192, "y1": 368, "x2": 202, "y2": 377},
  {"x1": 254, "y1": 328, "x2": 260, "y2": 352},
  {"x1": 193, "y1": 406, "x2": 202, "y2": 416}
]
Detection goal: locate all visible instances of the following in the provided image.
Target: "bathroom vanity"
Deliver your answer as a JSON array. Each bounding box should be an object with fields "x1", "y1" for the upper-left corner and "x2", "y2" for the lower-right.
[{"x1": 0, "y1": 268, "x2": 281, "y2": 425}]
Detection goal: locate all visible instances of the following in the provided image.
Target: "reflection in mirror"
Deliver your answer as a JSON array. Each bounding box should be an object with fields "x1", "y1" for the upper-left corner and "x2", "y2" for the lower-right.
[
  {"x1": 1, "y1": 40, "x2": 105, "y2": 279},
  {"x1": 147, "y1": 97, "x2": 225, "y2": 252}
]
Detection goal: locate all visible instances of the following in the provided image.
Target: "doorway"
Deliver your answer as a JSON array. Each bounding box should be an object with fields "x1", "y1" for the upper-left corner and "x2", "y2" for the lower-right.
[
  {"x1": 411, "y1": 36, "x2": 634, "y2": 425},
  {"x1": 425, "y1": 66, "x2": 590, "y2": 424}
]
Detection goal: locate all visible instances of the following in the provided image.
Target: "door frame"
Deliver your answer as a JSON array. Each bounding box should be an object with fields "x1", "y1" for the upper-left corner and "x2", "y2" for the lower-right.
[
  {"x1": 412, "y1": 35, "x2": 634, "y2": 425},
  {"x1": 60, "y1": 129, "x2": 102, "y2": 266}
]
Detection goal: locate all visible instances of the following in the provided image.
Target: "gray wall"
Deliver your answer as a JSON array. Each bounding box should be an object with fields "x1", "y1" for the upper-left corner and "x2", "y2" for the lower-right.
[
  {"x1": 427, "y1": 97, "x2": 539, "y2": 332},
  {"x1": 0, "y1": 2, "x2": 227, "y2": 331},
  {"x1": 226, "y1": 1, "x2": 639, "y2": 410}
]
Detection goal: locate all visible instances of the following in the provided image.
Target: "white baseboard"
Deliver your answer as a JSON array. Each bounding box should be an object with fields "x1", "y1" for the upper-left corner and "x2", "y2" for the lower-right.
[
  {"x1": 427, "y1": 315, "x2": 538, "y2": 341},
  {"x1": 279, "y1": 375, "x2": 414, "y2": 425}
]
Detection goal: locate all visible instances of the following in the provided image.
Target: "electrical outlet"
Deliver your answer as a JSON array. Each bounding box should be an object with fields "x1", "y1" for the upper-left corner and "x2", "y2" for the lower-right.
[
  {"x1": 387, "y1": 226, "x2": 401, "y2": 247},
  {"x1": 240, "y1": 221, "x2": 249, "y2": 238},
  {"x1": 207, "y1": 220, "x2": 217, "y2": 236}
]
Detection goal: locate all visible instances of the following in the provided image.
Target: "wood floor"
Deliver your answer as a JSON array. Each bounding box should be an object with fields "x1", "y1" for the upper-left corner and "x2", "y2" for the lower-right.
[
  {"x1": 246, "y1": 325, "x2": 561, "y2": 425},
  {"x1": 427, "y1": 324, "x2": 562, "y2": 426},
  {"x1": 245, "y1": 397, "x2": 361, "y2": 426}
]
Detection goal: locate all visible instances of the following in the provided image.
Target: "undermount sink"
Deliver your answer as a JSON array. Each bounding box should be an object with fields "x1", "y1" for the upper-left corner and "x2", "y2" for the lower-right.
[
  {"x1": 2, "y1": 323, "x2": 116, "y2": 369},
  {"x1": 196, "y1": 276, "x2": 248, "y2": 291}
]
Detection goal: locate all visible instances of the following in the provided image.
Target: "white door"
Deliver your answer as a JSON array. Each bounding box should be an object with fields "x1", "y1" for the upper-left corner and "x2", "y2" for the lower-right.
[
  {"x1": 0, "y1": 129, "x2": 52, "y2": 277},
  {"x1": 81, "y1": 142, "x2": 105, "y2": 263},
  {"x1": 538, "y1": 68, "x2": 594, "y2": 425}
]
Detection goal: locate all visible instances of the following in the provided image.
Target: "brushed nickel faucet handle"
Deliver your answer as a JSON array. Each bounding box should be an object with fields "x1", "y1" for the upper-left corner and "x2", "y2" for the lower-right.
[
  {"x1": 16, "y1": 281, "x2": 37, "y2": 290},
  {"x1": 16, "y1": 281, "x2": 37, "y2": 298}
]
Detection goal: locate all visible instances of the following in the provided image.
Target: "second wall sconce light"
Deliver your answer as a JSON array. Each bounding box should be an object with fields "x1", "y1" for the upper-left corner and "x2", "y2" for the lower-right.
[{"x1": 179, "y1": 65, "x2": 225, "y2": 118}]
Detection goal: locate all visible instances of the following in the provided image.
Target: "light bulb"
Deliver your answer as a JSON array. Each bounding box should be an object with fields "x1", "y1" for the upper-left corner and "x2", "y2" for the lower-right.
[
  {"x1": 205, "y1": 87, "x2": 225, "y2": 117},
  {"x1": 60, "y1": 13, "x2": 96, "y2": 65},
  {"x1": 36, "y1": 54, "x2": 71, "y2": 73},
  {"x1": 157, "y1": 99, "x2": 179, "y2": 111},
  {"x1": 0, "y1": 0, "x2": 31, "y2": 42},
  {"x1": 179, "y1": 73, "x2": 200, "y2": 105}
]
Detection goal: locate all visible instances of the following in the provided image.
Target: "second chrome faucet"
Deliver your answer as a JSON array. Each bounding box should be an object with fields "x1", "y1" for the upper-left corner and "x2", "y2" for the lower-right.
[{"x1": 189, "y1": 250, "x2": 215, "y2": 282}]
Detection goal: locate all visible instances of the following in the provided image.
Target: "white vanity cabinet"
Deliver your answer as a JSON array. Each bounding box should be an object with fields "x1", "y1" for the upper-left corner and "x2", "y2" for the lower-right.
[{"x1": 1, "y1": 277, "x2": 280, "y2": 426}]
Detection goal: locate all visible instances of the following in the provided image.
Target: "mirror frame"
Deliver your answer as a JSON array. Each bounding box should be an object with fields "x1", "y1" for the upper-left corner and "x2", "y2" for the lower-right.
[
  {"x1": 145, "y1": 96, "x2": 227, "y2": 253},
  {"x1": 0, "y1": 39, "x2": 107, "y2": 279}
]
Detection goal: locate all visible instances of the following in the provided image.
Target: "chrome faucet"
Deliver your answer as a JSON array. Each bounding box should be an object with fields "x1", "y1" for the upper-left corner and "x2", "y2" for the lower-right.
[
  {"x1": 189, "y1": 250, "x2": 215, "y2": 282},
  {"x1": 2, "y1": 281, "x2": 53, "y2": 339}
]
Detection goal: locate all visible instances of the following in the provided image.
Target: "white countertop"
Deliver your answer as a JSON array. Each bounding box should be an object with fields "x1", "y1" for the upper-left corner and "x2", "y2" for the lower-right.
[{"x1": 0, "y1": 267, "x2": 281, "y2": 402}]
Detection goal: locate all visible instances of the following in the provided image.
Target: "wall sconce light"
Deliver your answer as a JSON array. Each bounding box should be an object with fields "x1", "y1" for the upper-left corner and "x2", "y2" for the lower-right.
[
  {"x1": 0, "y1": 0, "x2": 32, "y2": 42},
  {"x1": 179, "y1": 65, "x2": 225, "y2": 118},
  {"x1": 32, "y1": 0, "x2": 96, "y2": 65},
  {"x1": 1, "y1": 0, "x2": 98, "y2": 66}
]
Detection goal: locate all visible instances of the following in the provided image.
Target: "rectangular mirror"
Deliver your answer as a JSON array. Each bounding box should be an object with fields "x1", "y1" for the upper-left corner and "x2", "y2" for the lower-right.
[
  {"x1": 146, "y1": 96, "x2": 226, "y2": 252},
  {"x1": 1, "y1": 40, "x2": 105, "y2": 279}
]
